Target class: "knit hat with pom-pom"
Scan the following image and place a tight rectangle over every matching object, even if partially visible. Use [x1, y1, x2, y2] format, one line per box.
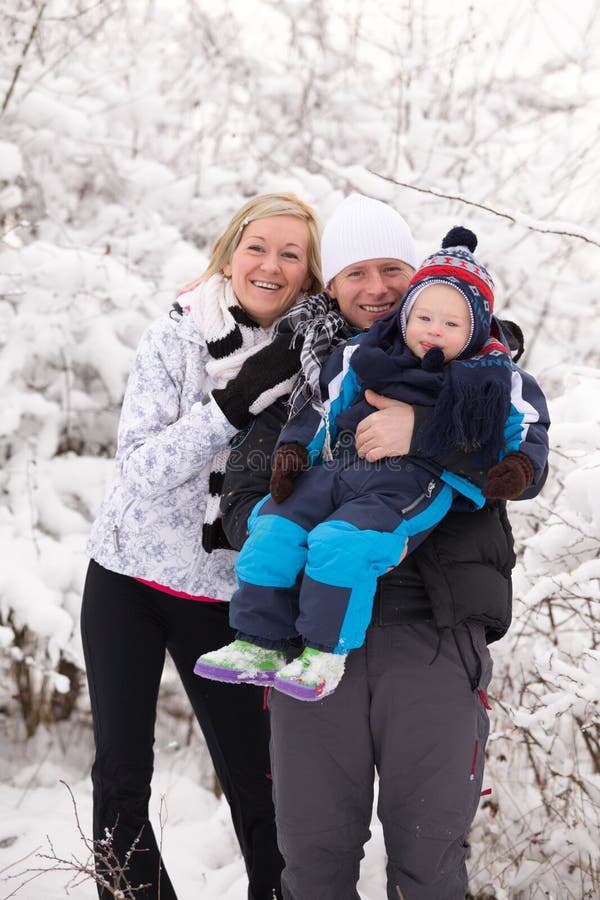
[400, 226, 495, 359]
[351, 226, 512, 467]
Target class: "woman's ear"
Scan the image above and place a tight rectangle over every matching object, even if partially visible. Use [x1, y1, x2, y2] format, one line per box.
[222, 263, 232, 277]
[302, 273, 313, 292]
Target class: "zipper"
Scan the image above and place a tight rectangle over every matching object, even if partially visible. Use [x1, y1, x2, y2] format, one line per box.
[470, 739, 479, 781]
[401, 491, 426, 515]
[400, 480, 437, 515]
[112, 497, 136, 552]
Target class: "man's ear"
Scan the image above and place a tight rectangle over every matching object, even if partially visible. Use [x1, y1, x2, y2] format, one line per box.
[326, 278, 336, 298]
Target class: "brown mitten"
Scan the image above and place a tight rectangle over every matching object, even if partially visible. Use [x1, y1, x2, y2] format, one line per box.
[270, 443, 309, 503]
[483, 451, 534, 500]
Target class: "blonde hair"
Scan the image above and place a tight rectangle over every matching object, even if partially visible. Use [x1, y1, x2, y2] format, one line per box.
[188, 193, 323, 293]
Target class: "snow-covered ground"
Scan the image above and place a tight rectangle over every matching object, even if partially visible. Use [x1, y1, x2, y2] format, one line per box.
[0, 716, 389, 899]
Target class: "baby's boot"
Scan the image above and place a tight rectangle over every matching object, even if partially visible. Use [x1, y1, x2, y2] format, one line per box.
[273, 646, 346, 701]
[194, 639, 286, 686]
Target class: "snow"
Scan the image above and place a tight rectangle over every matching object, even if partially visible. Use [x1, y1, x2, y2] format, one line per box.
[0, 725, 388, 899]
[1, 0, 599, 897]
[0, 142, 23, 181]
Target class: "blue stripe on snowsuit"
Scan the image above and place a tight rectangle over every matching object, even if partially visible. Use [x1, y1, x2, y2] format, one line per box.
[401, 480, 456, 539]
[305, 353, 362, 463]
[503, 403, 526, 455]
[235, 513, 309, 588]
[440, 469, 485, 508]
[303, 483, 455, 653]
[305, 425, 327, 465]
[247, 493, 271, 526]
[327, 363, 362, 437]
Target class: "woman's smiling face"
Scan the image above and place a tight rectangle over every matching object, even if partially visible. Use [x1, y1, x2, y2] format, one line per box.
[223, 215, 312, 327]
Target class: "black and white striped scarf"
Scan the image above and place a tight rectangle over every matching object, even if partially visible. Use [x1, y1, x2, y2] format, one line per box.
[192, 286, 358, 551]
[277, 292, 358, 413]
[185, 275, 274, 552]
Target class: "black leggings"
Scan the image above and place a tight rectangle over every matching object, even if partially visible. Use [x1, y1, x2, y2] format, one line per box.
[81, 560, 283, 900]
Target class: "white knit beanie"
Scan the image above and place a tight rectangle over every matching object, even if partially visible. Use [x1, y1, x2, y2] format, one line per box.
[321, 194, 417, 284]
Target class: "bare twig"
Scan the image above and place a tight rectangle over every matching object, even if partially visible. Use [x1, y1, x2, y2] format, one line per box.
[1, 866, 48, 899]
[157, 796, 168, 900]
[44, 1, 108, 22]
[2, 3, 47, 115]
[0, 846, 42, 876]
[366, 170, 600, 248]
[3, 782, 151, 898]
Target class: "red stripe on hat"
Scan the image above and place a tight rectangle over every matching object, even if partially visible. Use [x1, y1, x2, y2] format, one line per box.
[409, 263, 494, 307]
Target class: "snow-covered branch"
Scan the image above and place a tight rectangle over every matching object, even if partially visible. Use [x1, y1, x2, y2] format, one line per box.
[367, 171, 600, 249]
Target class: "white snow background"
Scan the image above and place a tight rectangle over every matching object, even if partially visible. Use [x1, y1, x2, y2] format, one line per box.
[1, 0, 599, 897]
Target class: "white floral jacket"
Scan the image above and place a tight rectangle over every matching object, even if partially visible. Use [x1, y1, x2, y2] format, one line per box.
[87, 310, 239, 599]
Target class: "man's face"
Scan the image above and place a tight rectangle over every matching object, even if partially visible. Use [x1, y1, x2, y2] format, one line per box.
[328, 258, 414, 330]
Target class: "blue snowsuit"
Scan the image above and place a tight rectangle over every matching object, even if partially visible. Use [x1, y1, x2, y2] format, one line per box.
[230, 336, 549, 655]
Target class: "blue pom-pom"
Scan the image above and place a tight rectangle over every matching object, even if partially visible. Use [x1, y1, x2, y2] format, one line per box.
[421, 346, 445, 371]
[441, 227, 477, 252]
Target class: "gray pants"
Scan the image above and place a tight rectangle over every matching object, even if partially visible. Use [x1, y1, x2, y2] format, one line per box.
[269, 621, 492, 900]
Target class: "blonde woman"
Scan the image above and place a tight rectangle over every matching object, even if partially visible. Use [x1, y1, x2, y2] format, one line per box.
[81, 193, 322, 900]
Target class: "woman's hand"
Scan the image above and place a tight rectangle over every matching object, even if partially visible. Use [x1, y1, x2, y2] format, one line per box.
[355, 390, 415, 462]
[212, 334, 301, 429]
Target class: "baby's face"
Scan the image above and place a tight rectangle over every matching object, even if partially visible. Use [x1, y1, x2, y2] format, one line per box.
[405, 284, 471, 361]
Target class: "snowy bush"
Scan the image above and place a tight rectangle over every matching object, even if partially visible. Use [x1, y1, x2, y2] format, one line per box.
[469, 369, 600, 899]
[0, 0, 599, 895]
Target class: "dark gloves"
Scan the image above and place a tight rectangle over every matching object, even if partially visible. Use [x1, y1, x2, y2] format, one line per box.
[212, 335, 301, 430]
[270, 443, 309, 503]
[483, 451, 534, 500]
[421, 346, 445, 371]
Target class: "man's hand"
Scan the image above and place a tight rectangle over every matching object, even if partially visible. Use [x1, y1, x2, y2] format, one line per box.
[355, 390, 415, 462]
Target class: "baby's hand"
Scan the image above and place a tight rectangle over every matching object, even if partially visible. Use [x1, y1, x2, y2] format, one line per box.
[483, 452, 534, 500]
[270, 443, 309, 503]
